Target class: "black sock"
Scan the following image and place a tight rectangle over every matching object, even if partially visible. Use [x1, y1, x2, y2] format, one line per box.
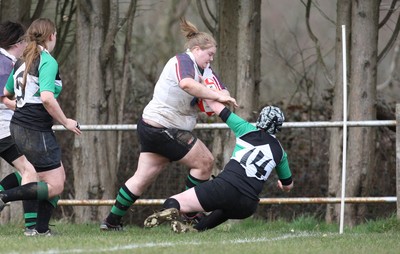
[163, 198, 180, 210]
[23, 200, 38, 229]
[35, 200, 54, 233]
[0, 172, 22, 191]
[194, 209, 228, 231]
[106, 185, 139, 226]
[1, 182, 48, 203]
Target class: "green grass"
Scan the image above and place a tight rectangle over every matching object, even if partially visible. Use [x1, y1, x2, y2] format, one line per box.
[1, 216, 399, 254]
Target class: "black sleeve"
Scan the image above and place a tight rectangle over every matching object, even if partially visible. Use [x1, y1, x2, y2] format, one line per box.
[280, 176, 293, 186]
[219, 107, 231, 122]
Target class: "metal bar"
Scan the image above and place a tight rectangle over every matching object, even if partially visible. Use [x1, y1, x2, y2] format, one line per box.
[51, 120, 397, 131]
[397, 104, 400, 219]
[340, 24, 348, 234]
[56, 197, 397, 206]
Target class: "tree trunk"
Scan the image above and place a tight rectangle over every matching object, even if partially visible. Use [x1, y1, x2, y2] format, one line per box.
[215, 0, 261, 167]
[214, 1, 239, 166]
[218, 0, 239, 97]
[346, 0, 379, 226]
[0, 0, 31, 24]
[236, 0, 260, 119]
[326, 0, 351, 224]
[73, 0, 118, 222]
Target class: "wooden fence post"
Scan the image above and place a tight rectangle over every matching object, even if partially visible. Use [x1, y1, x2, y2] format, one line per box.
[397, 104, 400, 219]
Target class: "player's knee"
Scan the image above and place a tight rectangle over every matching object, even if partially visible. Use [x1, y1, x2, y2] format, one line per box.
[48, 180, 65, 197]
[201, 154, 214, 173]
[52, 185, 64, 197]
[23, 170, 38, 182]
[206, 155, 214, 171]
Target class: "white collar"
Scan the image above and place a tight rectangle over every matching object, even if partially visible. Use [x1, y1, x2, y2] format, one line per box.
[0, 47, 17, 63]
[185, 49, 211, 74]
[38, 45, 50, 54]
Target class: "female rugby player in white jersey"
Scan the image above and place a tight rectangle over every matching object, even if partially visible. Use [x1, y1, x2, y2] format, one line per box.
[101, 18, 237, 230]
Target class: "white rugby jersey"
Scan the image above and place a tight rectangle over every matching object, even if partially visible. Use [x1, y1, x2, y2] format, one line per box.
[0, 48, 16, 139]
[142, 51, 225, 131]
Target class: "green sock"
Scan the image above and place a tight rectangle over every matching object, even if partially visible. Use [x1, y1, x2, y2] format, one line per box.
[107, 185, 138, 225]
[185, 173, 208, 190]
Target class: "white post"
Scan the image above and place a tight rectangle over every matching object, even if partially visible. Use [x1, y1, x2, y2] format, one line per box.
[339, 25, 348, 234]
[396, 104, 400, 219]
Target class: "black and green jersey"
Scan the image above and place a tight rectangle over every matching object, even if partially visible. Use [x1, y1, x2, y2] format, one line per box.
[5, 49, 62, 131]
[217, 107, 292, 201]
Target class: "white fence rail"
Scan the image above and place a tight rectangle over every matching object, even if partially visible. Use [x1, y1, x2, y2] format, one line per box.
[57, 197, 397, 206]
[53, 117, 399, 222]
[52, 120, 396, 131]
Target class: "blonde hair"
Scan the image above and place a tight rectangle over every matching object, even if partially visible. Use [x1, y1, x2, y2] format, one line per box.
[21, 18, 56, 91]
[180, 17, 216, 50]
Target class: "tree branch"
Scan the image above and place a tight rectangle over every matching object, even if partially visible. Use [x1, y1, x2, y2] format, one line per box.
[196, 0, 216, 34]
[117, 0, 137, 163]
[54, 0, 76, 61]
[204, 0, 217, 24]
[100, 0, 119, 68]
[304, 0, 333, 86]
[77, 0, 92, 17]
[378, 11, 400, 63]
[379, 0, 398, 29]
[378, 39, 400, 90]
[168, 0, 191, 29]
[31, 0, 45, 21]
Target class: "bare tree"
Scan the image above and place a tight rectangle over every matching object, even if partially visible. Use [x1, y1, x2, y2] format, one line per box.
[0, 0, 34, 24]
[73, 0, 136, 222]
[326, 0, 351, 224]
[327, 0, 379, 225]
[197, 0, 261, 174]
[345, 0, 379, 226]
[235, 0, 261, 120]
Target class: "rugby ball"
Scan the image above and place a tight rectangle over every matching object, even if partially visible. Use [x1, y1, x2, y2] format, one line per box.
[198, 78, 221, 116]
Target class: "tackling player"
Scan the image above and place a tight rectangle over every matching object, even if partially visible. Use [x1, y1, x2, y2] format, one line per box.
[144, 100, 293, 232]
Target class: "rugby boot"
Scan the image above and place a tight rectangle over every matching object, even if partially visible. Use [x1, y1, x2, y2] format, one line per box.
[144, 208, 179, 228]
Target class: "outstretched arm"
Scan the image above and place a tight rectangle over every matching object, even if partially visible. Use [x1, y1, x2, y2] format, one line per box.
[180, 78, 238, 107]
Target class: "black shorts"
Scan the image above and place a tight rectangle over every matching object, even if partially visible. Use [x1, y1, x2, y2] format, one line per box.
[194, 177, 258, 219]
[0, 135, 23, 165]
[10, 123, 61, 172]
[137, 118, 197, 161]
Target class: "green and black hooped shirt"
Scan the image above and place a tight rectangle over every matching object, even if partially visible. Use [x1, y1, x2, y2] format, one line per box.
[217, 107, 292, 201]
[6, 47, 62, 131]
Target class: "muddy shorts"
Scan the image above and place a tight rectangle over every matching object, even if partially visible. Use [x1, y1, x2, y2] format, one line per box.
[10, 123, 61, 172]
[137, 118, 197, 161]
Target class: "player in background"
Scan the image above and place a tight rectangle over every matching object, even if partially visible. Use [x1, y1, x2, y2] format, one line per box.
[1, 18, 81, 236]
[0, 20, 40, 233]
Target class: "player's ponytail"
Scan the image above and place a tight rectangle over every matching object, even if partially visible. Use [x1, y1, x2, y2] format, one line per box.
[21, 18, 56, 92]
[180, 17, 217, 50]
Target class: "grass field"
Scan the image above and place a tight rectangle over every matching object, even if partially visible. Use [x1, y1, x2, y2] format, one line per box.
[1, 215, 399, 254]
